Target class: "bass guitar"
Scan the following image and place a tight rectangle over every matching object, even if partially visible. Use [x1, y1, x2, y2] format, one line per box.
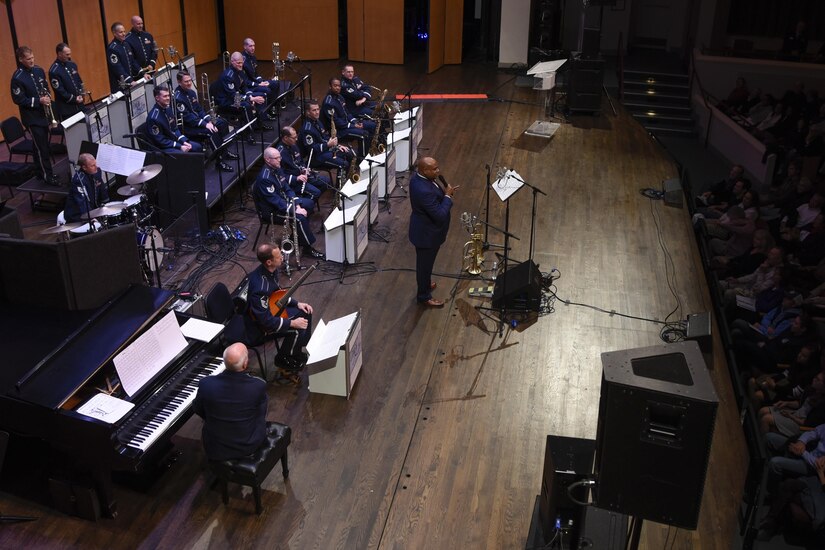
[269, 262, 318, 317]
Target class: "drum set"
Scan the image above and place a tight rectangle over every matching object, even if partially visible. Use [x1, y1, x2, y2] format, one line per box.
[41, 164, 166, 274]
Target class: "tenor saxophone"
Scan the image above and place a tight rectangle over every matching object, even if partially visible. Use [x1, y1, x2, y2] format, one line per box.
[347, 155, 360, 183]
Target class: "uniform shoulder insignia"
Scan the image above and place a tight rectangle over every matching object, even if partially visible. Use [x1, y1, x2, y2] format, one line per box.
[110, 53, 118, 64]
[12, 86, 21, 96]
[305, 134, 314, 145]
[228, 82, 235, 90]
[51, 78, 59, 89]
[177, 103, 185, 112]
[150, 124, 160, 135]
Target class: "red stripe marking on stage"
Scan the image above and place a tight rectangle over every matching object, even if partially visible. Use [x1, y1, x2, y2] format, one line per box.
[394, 93, 489, 101]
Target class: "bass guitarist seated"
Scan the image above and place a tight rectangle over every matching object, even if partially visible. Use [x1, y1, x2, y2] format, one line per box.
[248, 243, 314, 379]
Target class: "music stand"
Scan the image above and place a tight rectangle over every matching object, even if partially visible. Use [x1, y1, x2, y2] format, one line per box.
[326, 172, 373, 283]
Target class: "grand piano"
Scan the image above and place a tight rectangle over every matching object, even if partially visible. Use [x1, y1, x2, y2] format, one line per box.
[0, 284, 224, 517]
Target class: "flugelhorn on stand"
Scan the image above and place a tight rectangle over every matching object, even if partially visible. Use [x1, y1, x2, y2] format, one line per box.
[460, 212, 484, 275]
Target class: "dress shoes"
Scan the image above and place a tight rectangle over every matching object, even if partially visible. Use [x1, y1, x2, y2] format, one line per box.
[302, 246, 325, 259]
[216, 161, 233, 172]
[274, 354, 302, 371]
[224, 151, 239, 161]
[44, 174, 61, 187]
[420, 298, 445, 307]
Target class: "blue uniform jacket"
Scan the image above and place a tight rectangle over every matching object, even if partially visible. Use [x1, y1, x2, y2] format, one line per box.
[49, 60, 84, 114]
[11, 66, 50, 127]
[246, 263, 296, 334]
[174, 86, 211, 128]
[194, 370, 267, 461]
[145, 102, 187, 150]
[65, 169, 109, 223]
[107, 39, 141, 93]
[125, 29, 157, 69]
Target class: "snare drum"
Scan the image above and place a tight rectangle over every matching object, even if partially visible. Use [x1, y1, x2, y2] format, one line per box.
[124, 194, 154, 226]
[98, 201, 129, 227]
[69, 220, 103, 236]
[137, 228, 164, 272]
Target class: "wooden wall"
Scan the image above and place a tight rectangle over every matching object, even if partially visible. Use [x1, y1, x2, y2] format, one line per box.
[428, 0, 446, 73]
[0, 0, 219, 129]
[444, 0, 463, 64]
[348, 0, 404, 65]
[224, 0, 338, 61]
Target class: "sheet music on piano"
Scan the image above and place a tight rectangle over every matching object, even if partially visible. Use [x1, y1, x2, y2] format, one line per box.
[113, 310, 188, 396]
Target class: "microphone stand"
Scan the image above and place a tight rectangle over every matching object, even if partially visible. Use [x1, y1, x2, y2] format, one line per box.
[331, 171, 373, 283]
[506, 170, 546, 262]
[363, 157, 388, 242]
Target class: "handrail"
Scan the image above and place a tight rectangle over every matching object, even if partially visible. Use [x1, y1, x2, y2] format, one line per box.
[689, 48, 713, 147]
[617, 32, 624, 101]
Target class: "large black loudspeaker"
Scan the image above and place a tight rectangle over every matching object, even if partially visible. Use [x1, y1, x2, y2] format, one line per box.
[538, 436, 594, 545]
[568, 58, 604, 113]
[491, 260, 542, 311]
[594, 341, 718, 529]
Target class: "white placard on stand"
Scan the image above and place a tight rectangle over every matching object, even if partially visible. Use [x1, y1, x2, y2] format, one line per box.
[306, 311, 363, 398]
[347, 173, 380, 224]
[388, 127, 411, 172]
[383, 146, 397, 197]
[62, 111, 88, 165]
[359, 151, 386, 193]
[323, 198, 368, 263]
[393, 106, 420, 132]
[108, 80, 149, 147]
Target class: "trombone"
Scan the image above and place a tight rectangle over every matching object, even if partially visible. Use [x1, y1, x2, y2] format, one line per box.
[200, 73, 217, 118]
[221, 51, 231, 71]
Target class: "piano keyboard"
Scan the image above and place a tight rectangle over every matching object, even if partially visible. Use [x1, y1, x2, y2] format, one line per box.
[118, 355, 225, 452]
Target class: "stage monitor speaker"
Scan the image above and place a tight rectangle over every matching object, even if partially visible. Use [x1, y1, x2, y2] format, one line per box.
[582, 28, 600, 58]
[492, 260, 542, 311]
[538, 435, 594, 545]
[569, 59, 604, 113]
[594, 341, 718, 529]
[663, 177, 683, 208]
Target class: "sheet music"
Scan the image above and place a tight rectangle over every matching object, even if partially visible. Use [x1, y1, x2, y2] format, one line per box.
[113, 310, 188, 396]
[493, 169, 526, 201]
[76, 393, 135, 424]
[180, 318, 224, 342]
[96, 143, 147, 176]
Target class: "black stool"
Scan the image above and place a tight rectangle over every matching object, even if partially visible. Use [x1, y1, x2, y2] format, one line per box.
[208, 421, 291, 514]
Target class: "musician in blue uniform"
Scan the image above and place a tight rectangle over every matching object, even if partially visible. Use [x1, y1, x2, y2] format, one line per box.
[49, 43, 85, 121]
[253, 147, 324, 260]
[247, 244, 315, 375]
[174, 70, 234, 171]
[215, 52, 271, 131]
[11, 46, 58, 185]
[125, 15, 157, 72]
[277, 126, 330, 201]
[65, 153, 110, 223]
[241, 38, 292, 111]
[144, 85, 202, 154]
[107, 22, 148, 93]
[194, 343, 270, 457]
[340, 63, 376, 117]
[324, 78, 374, 157]
[299, 100, 353, 171]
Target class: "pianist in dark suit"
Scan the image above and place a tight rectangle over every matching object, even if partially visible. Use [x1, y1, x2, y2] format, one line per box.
[248, 243, 314, 373]
[194, 343, 267, 461]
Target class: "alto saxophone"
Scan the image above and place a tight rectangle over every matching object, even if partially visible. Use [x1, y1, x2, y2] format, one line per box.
[460, 212, 484, 275]
[328, 113, 338, 159]
[348, 155, 360, 183]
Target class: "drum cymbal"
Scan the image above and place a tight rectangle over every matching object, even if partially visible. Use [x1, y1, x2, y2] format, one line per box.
[126, 164, 163, 185]
[41, 222, 84, 235]
[117, 184, 144, 197]
[87, 203, 127, 218]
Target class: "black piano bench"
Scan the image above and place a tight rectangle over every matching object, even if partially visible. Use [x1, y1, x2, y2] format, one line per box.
[208, 421, 291, 515]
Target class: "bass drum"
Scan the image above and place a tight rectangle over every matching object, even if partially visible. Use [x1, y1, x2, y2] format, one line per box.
[123, 194, 154, 226]
[136, 228, 164, 272]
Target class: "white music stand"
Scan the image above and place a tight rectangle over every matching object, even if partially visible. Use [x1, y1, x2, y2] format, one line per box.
[527, 59, 567, 91]
[306, 311, 363, 398]
[341, 172, 379, 225]
[323, 198, 368, 264]
[387, 126, 411, 172]
[61, 111, 88, 166]
[393, 106, 420, 132]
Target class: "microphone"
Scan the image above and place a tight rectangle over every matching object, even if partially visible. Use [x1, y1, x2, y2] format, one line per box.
[286, 51, 299, 62]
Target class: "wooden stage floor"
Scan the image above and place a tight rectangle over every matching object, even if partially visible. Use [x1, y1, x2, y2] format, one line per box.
[0, 60, 747, 549]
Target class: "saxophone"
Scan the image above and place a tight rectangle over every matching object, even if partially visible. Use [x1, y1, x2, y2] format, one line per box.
[328, 114, 338, 159]
[461, 212, 484, 275]
[369, 115, 385, 156]
[348, 155, 360, 183]
[280, 198, 301, 278]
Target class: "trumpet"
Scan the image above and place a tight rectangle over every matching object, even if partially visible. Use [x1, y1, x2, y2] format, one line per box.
[36, 76, 58, 128]
[221, 51, 231, 71]
[271, 42, 284, 81]
[460, 212, 484, 275]
[201, 73, 217, 119]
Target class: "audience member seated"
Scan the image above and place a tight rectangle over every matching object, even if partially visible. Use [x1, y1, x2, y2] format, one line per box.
[720, 246, 785, 308]
[749, 343, 819, 409]
[696, 164, 744, 207]
[722, 77, 750, 112]
[756, 461, 825, 541]
[747, 93, 776, 127]
[711, 228, 774, 277]
[706, 206, 755, 258]
[759, 369, 825, 437]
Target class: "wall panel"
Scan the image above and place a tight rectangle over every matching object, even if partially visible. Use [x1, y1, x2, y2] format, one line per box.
[225, 0, 338, 62]
[11, 0, 62, 72]
[444, 0, 462, 64]
[63, 0, 109, 102]
[0, 1, 16, 125]
[143, 0, 183, 64]
[428, 0, 446, 73]
[363, 0, 403, 64]
[102, 0, 139, 36]
[183, 0, 218, 62]
[347, 0, 365, 61]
